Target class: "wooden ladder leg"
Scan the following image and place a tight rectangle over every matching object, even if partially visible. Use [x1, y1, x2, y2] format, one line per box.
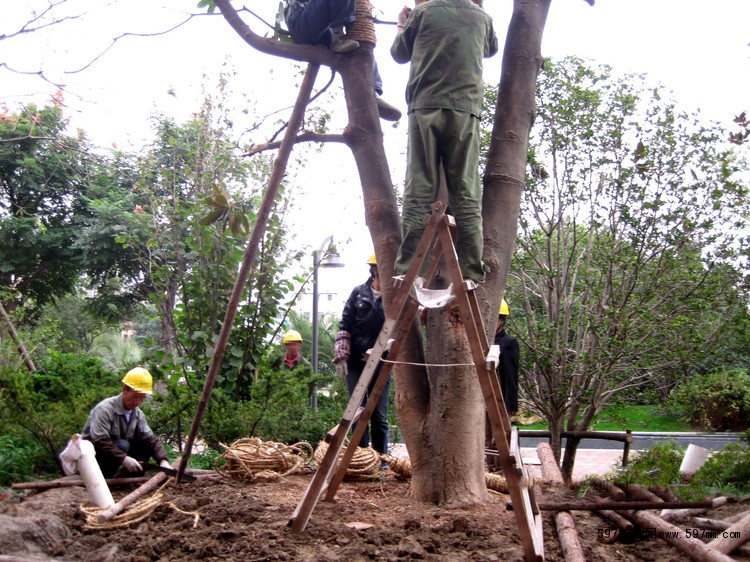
[434, 223, 544, 562]
[290, 205, 451, 531]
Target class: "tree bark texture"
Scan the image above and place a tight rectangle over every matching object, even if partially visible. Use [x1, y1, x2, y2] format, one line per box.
[211, 0, 551, 508]
[480, 0, 551, 333]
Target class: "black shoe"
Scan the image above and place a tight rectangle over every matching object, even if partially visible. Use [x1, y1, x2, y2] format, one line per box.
[376, 97, 402, 121]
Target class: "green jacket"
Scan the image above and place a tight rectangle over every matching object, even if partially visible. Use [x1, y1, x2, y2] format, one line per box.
[390, 0, 498, 118]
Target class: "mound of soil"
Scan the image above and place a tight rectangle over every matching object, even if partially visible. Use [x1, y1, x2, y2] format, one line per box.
[2, 471, 748, 561]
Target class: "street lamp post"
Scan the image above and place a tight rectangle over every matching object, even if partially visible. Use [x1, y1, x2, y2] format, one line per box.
[311, 236, 344, 409]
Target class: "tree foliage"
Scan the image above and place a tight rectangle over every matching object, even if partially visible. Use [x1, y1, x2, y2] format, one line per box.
[505, 57, 749, 476]
[0, 101, 94, 312]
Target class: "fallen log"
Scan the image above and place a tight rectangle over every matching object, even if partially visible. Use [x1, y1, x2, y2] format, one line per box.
[619, 509, 735, 562]
[709, 511, 750, 554]
[725, 508, 750, 524]
[594, 507, 632, 529]
[537, 443, 585, 562]
[617, 482, 664, 502]
[510, 499, 714, 512]
[692, 517, 731, 532]
[587, 477, 627, 499]
[661, 496, 728, 523]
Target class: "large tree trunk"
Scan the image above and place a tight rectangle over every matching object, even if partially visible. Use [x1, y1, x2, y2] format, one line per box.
[213, 0, 551, 508]
[481, 0, 551, 329]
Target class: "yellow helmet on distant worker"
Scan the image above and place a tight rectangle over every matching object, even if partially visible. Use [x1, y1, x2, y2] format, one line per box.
[366, 254, 377, 265]
[498, 299, 510, 316]
[283, 330, 303, 344]
[122, 367, 153, 394]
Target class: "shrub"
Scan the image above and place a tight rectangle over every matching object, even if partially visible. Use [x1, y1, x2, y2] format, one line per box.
[611, 435, 750, 501]
[0, 352, 120, 476]
[0, 435, 57, 486]
[692, 430, 750, 497]
[667, 369, 750, 431]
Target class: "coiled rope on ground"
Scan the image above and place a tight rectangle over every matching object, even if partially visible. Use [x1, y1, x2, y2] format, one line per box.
[214, 437, 314, 481]
[313, 441, 381, 480]
[80, 479, 200, 530]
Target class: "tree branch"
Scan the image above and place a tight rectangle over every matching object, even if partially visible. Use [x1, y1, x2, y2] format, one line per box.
[244, 132, 347, 156]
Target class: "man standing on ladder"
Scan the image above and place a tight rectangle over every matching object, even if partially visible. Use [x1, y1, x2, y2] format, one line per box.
[390, 0, 497, 282]
[334, 254, 390, 467]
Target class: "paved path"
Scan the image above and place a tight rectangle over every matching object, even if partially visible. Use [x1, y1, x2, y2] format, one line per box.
[390, 444, 625, 482]
[522, 447, 624, 482]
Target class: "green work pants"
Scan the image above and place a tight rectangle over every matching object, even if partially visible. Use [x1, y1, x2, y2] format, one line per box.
[396, 107, 485, 281]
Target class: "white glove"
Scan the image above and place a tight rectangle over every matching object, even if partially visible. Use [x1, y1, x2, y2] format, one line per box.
[121, 455, 142, 472]
[159, 459, 172, 469]
[335, 359, 348, 378]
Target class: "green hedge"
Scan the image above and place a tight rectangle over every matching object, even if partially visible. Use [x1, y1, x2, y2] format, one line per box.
[668, 369, 750, 432]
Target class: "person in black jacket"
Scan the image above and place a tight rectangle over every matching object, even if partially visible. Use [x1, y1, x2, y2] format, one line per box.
[495, 299, 519, 416]
[486, 299, 520, 471]
[334, 254, 390, 458]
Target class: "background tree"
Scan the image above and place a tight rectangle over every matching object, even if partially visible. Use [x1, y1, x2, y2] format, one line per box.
[507, 57, 749, 480]
[0, 101, 94, 314]
[103, 96, 300, 399]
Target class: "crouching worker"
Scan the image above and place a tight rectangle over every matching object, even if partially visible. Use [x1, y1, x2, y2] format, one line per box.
[81, 367, 171, 478]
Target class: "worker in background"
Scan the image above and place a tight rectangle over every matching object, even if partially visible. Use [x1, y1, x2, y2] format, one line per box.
[284, 0, 402, 121]
[391, 0, 498, 281]
[81, 367, 171, 478]
[280, 329, 310, 370]
[334, 254, 390, 463]
[495, 299, 519, 416]
[486, 299, 520, 471]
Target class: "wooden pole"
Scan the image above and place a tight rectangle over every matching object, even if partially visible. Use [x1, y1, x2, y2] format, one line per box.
[514, 499, 714, 512]
[176, 63, 320, 483]
[0, 300, 36, 372]
[536, 443, 585, 562]
[661, 496, 728, 523]
[98, 472, 167, 522]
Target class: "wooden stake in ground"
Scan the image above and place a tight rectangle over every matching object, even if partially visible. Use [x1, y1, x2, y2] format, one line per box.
[0, 300, 36, 372]
[176, 63, 320, 483]
[536, 443, 585, 562]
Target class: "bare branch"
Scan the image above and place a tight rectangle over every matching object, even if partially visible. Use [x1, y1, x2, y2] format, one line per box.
[64, 12, 212, 74]
[244, 132, 347, 156]
[0, 0, 86, 41]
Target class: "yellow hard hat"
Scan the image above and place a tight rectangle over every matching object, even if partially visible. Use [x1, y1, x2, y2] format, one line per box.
[122, 367, 153, 394]
[498, 299, 510, 316]
[366, 254, 377, 265]
[283, 330, 303, 344]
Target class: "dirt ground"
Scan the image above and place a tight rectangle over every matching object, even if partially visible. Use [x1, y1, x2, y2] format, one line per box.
[2, 469, 749, 561]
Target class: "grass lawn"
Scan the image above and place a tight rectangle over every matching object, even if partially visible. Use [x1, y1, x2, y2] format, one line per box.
[520, 404, 693, 432]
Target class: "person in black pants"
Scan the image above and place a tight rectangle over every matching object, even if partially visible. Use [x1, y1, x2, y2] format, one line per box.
[334, 254, 390, 463]
[495, 299, 519, 417]
[486, 299, 520, 471]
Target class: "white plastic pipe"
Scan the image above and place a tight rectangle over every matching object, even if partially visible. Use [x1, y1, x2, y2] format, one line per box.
[77, 438, 115, 508]
[679, 443, 710, 477]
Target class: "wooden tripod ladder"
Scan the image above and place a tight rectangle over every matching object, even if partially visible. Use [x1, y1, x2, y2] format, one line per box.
[289, 202, 544, 562]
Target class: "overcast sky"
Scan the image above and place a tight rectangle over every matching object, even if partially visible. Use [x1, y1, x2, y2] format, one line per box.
[2, 0, 749, 313]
